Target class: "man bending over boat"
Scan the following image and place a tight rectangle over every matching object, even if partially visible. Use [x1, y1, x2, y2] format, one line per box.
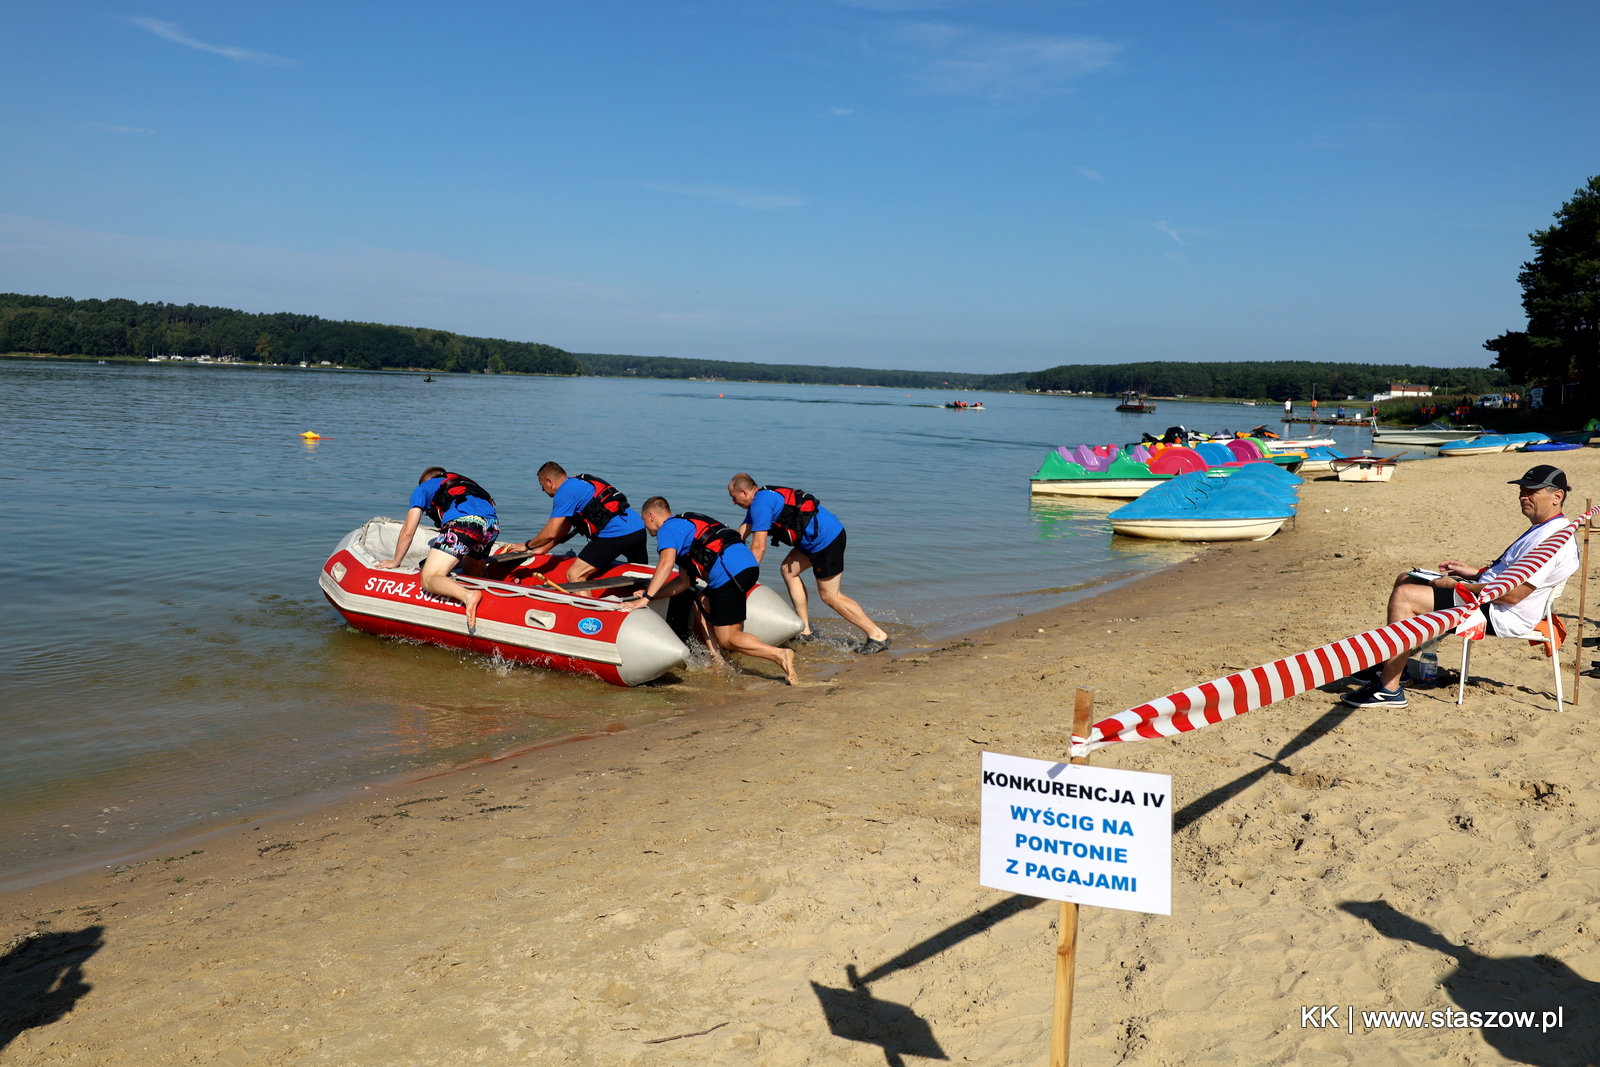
[1343, 464, 1578, 709]
[375, 466, 500, 629]
[727, 473, 890, 654]
[623, 497, 798, 685]
[509, 462, 646, 582]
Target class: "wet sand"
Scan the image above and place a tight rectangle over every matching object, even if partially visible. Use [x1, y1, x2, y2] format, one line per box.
[7, 452, 1600, 1065]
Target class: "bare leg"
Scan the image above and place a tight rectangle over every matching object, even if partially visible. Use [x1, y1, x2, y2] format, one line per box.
[714, 623, 798, 685]
[1379, 575, 1440, 689]
[692, 598, 730, 668]
[420, 549, 484, 627]
[565, 557, 598, 583]
[815, 572, 887, 642]
[781, 549, 813, 634]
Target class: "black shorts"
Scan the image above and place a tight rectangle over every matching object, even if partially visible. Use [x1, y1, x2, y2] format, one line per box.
[577, 527, 648, 569]
[801, 529, 847, 582]
[1433, 584, 1494, 635]
[702, 567, 759, 628]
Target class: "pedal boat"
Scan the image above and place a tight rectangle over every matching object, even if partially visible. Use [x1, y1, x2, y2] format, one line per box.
[320, 518, 803, 686]
[1108, 468, 1296, 542]
[1029, 446, 1171, 499]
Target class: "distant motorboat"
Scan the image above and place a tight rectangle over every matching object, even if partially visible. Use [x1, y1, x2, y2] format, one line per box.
[1115, 391, 1156, 414]
[945, 400, 984, 409]
[1371, 421, 1486, 446]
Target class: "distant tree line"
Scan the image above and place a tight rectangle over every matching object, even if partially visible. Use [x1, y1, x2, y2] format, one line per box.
[1, 292, 1515, 399]
[0, 293, 582, 375]
[574, 351, 1031, 390]
[1024, 360, 1510, 401]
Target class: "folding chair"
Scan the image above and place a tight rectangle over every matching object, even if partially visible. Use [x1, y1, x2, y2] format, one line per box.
[1456, 581, 1568, 711]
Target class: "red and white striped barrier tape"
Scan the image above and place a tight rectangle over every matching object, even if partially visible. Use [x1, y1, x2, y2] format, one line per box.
[1072, 505, 1596, 756]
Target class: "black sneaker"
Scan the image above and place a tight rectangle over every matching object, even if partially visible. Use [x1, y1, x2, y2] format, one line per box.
[856, 637, 892, 655]
[1342, 682, 1407, 708]
[1347, 664, 1383, 685]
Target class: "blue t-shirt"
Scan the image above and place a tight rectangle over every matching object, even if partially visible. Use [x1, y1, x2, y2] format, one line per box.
[655, 516, 759, 589]
[743, 488, 842, 554]
[409, 477, 496, 525]
[551, 477, 644, 538]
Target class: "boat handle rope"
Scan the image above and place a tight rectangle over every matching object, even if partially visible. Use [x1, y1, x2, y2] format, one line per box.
[453, 575, 627, 611]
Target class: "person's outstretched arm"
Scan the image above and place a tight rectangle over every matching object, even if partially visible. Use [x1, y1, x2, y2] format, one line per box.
[622, 548, 689, 610]
[376, 507, 425, 569]
[522, 516, 573, 554]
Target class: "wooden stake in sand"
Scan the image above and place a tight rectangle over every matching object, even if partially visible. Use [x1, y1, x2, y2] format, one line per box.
[1575, 499, 1593, 705]
[1051, 688, 1095, 1067]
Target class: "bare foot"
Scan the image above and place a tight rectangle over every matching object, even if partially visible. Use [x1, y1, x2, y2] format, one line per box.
[779, 648, 798, 686]
[462, 589, 484, 629]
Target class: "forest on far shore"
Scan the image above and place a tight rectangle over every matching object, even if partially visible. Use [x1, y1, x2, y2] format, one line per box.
[1, 291, 1510, 398]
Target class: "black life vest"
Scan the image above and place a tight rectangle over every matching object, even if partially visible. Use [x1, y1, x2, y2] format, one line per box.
[760, 485, 819, 547]
[677, 512, 745, 582]
[424, 473, 493, 526]
[570, 474, 629, 538]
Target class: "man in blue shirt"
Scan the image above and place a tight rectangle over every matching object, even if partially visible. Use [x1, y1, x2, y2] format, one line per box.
[376, 466, 500, 629]
[510, 462, 647, 582]
[727, 472, 890, 654]
[622, 496, 798, 685]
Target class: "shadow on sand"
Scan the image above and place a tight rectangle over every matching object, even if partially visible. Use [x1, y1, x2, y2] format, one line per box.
[1173, 702, 1357, 832]
[810, 895, 1046, 1064]
[1, 925, 104, 1051]
[1341, 901, 1600, 1066]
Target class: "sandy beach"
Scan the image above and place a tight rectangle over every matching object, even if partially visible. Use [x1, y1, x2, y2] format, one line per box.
[7, 451, 1600, 1066]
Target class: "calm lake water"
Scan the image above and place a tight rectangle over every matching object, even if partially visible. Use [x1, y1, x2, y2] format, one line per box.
[0, 361, 1383, 884]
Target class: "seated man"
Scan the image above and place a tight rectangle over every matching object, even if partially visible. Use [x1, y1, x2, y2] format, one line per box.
[511, 462, 646, 582]
[727, 473, 891, 654]
[375, 466, 499, 629]
[1344, 465, 1579, 708]
[623, 496, 798, 686]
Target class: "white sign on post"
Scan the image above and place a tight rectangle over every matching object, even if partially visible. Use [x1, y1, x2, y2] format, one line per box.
[979, 751, 1172, 915]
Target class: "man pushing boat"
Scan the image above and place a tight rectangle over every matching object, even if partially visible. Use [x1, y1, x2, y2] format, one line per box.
[375, 466, 499, 629]
[727, 473, 890, 654]
[622, 497, 798, 685]
[509, 462, 647, 582]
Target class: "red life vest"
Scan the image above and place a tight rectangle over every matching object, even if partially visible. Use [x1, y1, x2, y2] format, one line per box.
[424, 473, 493, 526]
[677, 512, 745, 582]
[570, 474, 629, 538]
[760, 485, 819, 547]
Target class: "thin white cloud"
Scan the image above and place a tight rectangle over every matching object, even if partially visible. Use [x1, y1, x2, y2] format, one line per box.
[890, 23, 1118, 98]
[1076, 167, 1104, 181]
[128, 17, 295, 66]
[831, 107, 855, 116]
[1153, 221, 1184, 244]
[85, 122, 156, 135]
[627, 182, 807, 211]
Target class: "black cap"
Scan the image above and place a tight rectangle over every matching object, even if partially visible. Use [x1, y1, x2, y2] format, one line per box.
[1508, 465, 1570, 491]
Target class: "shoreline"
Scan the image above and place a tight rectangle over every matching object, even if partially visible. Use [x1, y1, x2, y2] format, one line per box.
[9, 453, 1600, 1064]
[0, 543, 1197, 896]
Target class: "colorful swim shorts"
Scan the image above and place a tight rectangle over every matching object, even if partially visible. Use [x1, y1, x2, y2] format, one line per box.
[430, 516, 500, 561]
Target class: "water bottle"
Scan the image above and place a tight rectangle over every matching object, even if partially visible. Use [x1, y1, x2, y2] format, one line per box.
[1417, 652, 1439, 682]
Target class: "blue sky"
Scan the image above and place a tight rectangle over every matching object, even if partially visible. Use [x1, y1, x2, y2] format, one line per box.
[1, 1, 1595, 371]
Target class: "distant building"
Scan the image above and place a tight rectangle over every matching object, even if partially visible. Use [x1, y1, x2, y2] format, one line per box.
[1369, 382, 1433, 402]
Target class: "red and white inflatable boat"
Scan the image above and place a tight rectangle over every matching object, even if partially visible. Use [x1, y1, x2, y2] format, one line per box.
[319, 517, 804, 686]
